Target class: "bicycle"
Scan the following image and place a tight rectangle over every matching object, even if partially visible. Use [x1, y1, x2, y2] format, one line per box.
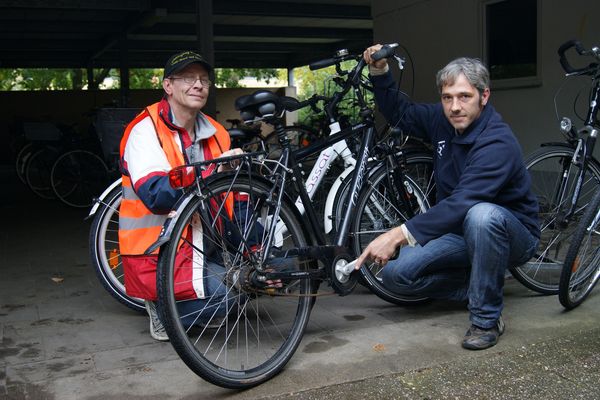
[518, 40, 600, 295]
[559, 184, 600, 309]
[149, 44, 430, 388]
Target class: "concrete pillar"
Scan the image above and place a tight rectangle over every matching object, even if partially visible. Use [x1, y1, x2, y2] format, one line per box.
[119, 36, 129, 107]
[197, 0, 216, 117]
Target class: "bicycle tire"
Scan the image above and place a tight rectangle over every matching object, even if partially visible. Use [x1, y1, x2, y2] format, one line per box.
[559, 187, 600, 309]
[517, 146, 600, 294]
[157, 173, 315, 389]
[25, 147, 60, 200]
[88, 184, 145, 313]
[51, 150, 110, 208]
[350, 164, 430, 305]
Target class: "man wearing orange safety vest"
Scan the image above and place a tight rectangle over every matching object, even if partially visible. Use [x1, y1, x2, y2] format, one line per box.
[119, 51, 243, 341]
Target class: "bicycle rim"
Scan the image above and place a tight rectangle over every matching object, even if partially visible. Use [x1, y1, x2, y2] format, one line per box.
[15, 142, 34, 184]
[559, 188, 600, 309]
[157, 174, 314, 389]
[516, 147, 600, 294]
[52, 150, 109, 208]
[89, 185, 145, 312]
[351, 166, 430, 305]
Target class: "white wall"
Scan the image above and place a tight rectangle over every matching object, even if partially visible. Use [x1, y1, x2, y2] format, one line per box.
[372, 0, 600, 155]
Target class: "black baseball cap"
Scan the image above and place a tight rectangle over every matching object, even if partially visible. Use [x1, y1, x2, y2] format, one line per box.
[163, 51, 212, 79]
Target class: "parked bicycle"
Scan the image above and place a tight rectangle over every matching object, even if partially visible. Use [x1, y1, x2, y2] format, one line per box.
[147, 44, 431, 389]
[520, 40, 600, 294]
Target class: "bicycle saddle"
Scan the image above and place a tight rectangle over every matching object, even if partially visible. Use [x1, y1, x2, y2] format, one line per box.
[235, 90, 303, 122]
[235, 90, 280, 122]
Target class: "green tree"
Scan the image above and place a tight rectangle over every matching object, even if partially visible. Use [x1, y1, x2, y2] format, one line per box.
[293, 60, 373, 129]
[130, 68, 162, 89]
[215, 68, 285, 88]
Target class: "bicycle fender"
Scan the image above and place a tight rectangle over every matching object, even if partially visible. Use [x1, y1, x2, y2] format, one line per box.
[539, 142, 576, 149]
[324, 166, 354, 233]
[86, 178, 123, 218]
[144, 191, 198, 255]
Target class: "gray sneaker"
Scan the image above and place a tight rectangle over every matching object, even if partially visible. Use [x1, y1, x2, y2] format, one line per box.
[145, 300, 169, 342]
[462, 315, 505, 350]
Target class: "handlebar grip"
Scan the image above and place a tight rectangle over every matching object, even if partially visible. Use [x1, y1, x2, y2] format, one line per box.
[309, 58, 338, 71]
[558, 39, 585, 74]
[372, 43, 399, 62]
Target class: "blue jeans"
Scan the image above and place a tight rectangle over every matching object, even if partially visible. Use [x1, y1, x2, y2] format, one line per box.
[382, 203, 538, 329]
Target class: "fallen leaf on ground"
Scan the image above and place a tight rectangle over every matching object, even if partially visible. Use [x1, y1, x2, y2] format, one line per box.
[373, 343, 385, 352]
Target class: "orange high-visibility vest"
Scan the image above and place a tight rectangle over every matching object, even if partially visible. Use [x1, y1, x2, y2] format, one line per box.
[118, 102, 230, 255]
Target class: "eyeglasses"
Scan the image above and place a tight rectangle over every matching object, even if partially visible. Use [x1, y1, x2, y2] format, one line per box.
[169, 76, 212, 87]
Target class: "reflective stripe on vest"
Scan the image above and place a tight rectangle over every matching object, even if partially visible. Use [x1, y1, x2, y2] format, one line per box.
[118, 102, 230, 255]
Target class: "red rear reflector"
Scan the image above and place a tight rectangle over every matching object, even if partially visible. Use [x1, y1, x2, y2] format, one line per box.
[169, 166, 196, 189]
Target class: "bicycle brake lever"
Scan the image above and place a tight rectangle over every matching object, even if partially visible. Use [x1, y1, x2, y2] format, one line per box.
[393, 55, 406, 71]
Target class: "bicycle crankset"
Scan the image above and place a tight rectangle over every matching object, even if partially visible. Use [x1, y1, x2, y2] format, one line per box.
[329, 253, 358, 296]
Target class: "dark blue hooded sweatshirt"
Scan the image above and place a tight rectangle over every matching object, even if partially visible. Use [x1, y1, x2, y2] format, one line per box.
[371, 71, 540, 245]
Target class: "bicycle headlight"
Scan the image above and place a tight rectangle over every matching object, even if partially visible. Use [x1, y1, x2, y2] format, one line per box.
[559, 117, 572, 134]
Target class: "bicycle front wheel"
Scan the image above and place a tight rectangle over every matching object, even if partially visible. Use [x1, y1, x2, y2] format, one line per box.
[88, 183, 145, 313]
[559, 187, 600, 309]
[51, 150, 110, 208]
[516, 146, 600, 294]
[351, 165, 430, 305]
[157, 173, 315, 389]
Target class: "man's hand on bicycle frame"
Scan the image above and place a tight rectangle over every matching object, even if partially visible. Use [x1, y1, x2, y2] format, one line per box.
[354, 225, 406, 270]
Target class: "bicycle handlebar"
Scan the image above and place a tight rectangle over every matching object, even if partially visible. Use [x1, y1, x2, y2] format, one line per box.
[371, 43, 399, 62]
[558, 39, 600, 75]
[309, 50, 357, 71]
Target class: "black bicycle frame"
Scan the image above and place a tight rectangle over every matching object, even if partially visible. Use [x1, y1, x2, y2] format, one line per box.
[558, 77, 600, 223]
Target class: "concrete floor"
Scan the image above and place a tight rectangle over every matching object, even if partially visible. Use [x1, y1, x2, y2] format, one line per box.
[2, 167, 600, 400]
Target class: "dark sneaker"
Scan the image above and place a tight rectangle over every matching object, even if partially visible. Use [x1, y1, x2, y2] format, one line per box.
[462, 316, 505, 350]
[145, 300, 169, 342]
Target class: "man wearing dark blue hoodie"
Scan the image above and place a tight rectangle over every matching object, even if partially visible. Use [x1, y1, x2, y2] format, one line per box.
[356, 45, 540, 350]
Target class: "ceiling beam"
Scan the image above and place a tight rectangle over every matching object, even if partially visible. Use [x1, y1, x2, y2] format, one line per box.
[0, 0, 150, 11]
[130, 24, 371, 41]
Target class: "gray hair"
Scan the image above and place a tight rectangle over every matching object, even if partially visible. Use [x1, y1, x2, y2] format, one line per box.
[436, 57, 490, 95]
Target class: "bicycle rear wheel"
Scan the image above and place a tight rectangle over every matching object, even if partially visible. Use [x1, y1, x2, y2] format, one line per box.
[350, 165, 430, 305]
[51, 150, 110, 208]
[88, 184, 145, 313]
[157, 173, 315, 389]
[517, 146, 600, 294]
[559, 187, 600, 309]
